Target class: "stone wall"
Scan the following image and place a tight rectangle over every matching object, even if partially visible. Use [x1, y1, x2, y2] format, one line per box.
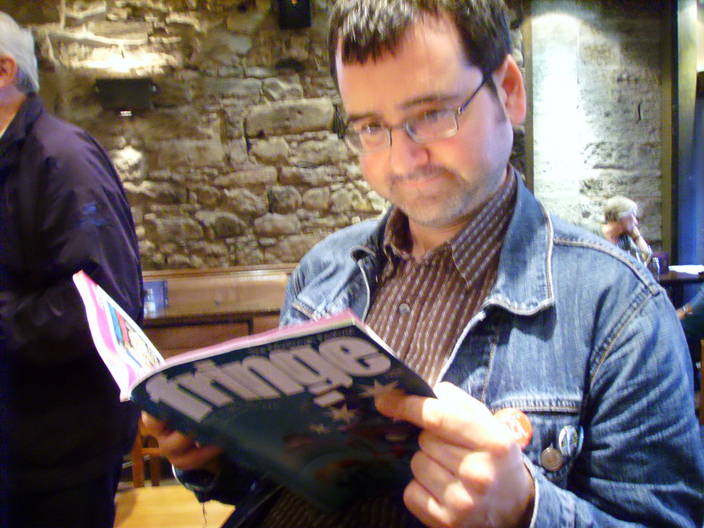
[3, 0, 664, 267]
[531, 0, 665, 248]
[5, 0, 386, 269]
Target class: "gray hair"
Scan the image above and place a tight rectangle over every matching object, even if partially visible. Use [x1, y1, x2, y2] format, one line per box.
[603, 196, 638, 223]
[0, 12, 39, 93]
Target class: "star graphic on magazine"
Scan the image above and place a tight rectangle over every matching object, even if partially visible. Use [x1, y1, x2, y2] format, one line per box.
[328, 404, 357, 424]
[310, 423, 330, 435]
[360, 380, 399, 399]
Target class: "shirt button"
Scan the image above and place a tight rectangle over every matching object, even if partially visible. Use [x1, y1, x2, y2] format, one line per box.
[541, 446, 564, 472]
[398, 303, 411, 315]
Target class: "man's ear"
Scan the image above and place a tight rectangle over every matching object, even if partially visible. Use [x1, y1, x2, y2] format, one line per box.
[0, 55, 18, 90]
[493, 54, 526, 126]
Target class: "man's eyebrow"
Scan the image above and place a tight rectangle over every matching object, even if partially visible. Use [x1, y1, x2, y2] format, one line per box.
[345, 93, 459, 123]
[345, 111, 381, 123]
[400, 93, 457, 110]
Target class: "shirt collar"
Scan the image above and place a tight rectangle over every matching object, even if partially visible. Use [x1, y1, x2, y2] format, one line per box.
[381, 167, 517, 285]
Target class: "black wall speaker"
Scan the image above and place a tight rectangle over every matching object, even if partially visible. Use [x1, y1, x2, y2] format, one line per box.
[276, 0, 311, 29]
[95, 78, 154, 112]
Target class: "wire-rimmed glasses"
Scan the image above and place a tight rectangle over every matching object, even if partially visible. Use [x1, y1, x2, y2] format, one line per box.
[343, 77, 487, 154]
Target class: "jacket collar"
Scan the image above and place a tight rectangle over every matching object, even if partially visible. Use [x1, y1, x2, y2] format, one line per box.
[486, 168, 555, 315]
[353, 168, 556, 316]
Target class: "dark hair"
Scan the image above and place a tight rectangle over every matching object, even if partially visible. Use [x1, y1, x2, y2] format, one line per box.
[327, 0, 510, 83]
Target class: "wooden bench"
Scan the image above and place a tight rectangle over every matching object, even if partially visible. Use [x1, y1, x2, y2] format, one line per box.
[142, 264, 296, 358]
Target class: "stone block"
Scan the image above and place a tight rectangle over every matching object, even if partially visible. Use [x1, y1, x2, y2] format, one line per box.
[225, 139, 249, 165]
[152, 139, 226, 169]
[223, 188, 269, 216]
[302, 188, 331, 211]
[265, 234, 325, 263]
[280, 166, 343, 187]
[197, 30, 253, 65]
[251, 137, 291, 164]
[330, 187, 366, 214]
[201, 77, 262, 101]
[253, 213, 301, 236]
[269, 186, 302, 214]
[143, 215, 204, 243]
[245, 98, 334, 136]
[132, 109, 220, 141]
[292, 134, 349, 166]
[124, 181, 188, 206]
[195, 211, 247, 238]
[111, 145, 145, 181]
[193, 185, 222, 207]
[216, 167, 278, 188]
[262, 76, 304, 101]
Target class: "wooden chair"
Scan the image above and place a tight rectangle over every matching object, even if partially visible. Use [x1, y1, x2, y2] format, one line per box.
[131, 419, 162, 487]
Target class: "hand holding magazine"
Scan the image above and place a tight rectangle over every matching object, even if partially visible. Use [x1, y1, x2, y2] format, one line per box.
[72, 270, 434, 511]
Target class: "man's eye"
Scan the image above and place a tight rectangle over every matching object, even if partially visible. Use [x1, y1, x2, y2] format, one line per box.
[416, 109, 447, 124]
[358, 123, 386, 136]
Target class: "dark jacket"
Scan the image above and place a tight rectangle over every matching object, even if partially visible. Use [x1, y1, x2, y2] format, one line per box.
[0, 95, 143, 493]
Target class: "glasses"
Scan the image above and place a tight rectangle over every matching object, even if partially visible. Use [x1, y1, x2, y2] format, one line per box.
[343, 77, 487, 154]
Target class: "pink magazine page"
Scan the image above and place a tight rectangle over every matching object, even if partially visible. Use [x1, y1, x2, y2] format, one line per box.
[72, 270, 164, 400]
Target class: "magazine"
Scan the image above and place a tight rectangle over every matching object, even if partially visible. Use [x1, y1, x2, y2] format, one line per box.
[72, 270, 434, 511]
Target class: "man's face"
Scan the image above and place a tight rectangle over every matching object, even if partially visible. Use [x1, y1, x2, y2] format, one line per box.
[335, 15, 525, 233]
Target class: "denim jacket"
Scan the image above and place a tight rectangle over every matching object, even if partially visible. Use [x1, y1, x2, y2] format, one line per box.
[278, 173, 704, 527]
[188, 173, 704, 527]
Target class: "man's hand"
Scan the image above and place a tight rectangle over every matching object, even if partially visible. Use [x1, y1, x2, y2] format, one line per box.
[628, 225, 642, 241]
[375, 382, 535, 528]
[141, 412, 224, 474]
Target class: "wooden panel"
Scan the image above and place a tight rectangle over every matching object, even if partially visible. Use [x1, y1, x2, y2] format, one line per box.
[251, 314, 281, 334]
[144, 322, 249, 359]
[143, 265, 295, 313]
[141, 265, 294, 358]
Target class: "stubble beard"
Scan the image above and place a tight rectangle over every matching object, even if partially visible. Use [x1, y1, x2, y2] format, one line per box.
[387, 165, 478, 229]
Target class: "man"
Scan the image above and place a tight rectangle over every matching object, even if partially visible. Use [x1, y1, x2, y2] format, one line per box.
[145, 0, 704, 526]
[584, 195, 653, 266]
[0, 12, 143, 528]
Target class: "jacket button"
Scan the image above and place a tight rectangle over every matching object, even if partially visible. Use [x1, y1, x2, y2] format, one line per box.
[541, 446, 564, 472]
[398, 303, 411, 315]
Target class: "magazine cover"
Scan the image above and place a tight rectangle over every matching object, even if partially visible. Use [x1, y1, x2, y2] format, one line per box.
[73, 270, 434, 510]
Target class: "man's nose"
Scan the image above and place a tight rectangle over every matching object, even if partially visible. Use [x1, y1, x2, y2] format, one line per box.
[388, 128, 429, 175]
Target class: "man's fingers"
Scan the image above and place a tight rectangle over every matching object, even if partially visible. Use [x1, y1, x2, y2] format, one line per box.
[140, 412, 224, 471]
[403, 479, 454, 528]
[376, 384, 497, 447]
[141, 411, 171, 437]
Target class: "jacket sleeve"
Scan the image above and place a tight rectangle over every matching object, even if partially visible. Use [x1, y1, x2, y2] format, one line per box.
[0, 131, 143, 367]
[529, 288, 704, 527]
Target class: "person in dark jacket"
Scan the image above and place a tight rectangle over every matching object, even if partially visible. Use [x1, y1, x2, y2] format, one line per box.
[0, 12, 143, 528]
